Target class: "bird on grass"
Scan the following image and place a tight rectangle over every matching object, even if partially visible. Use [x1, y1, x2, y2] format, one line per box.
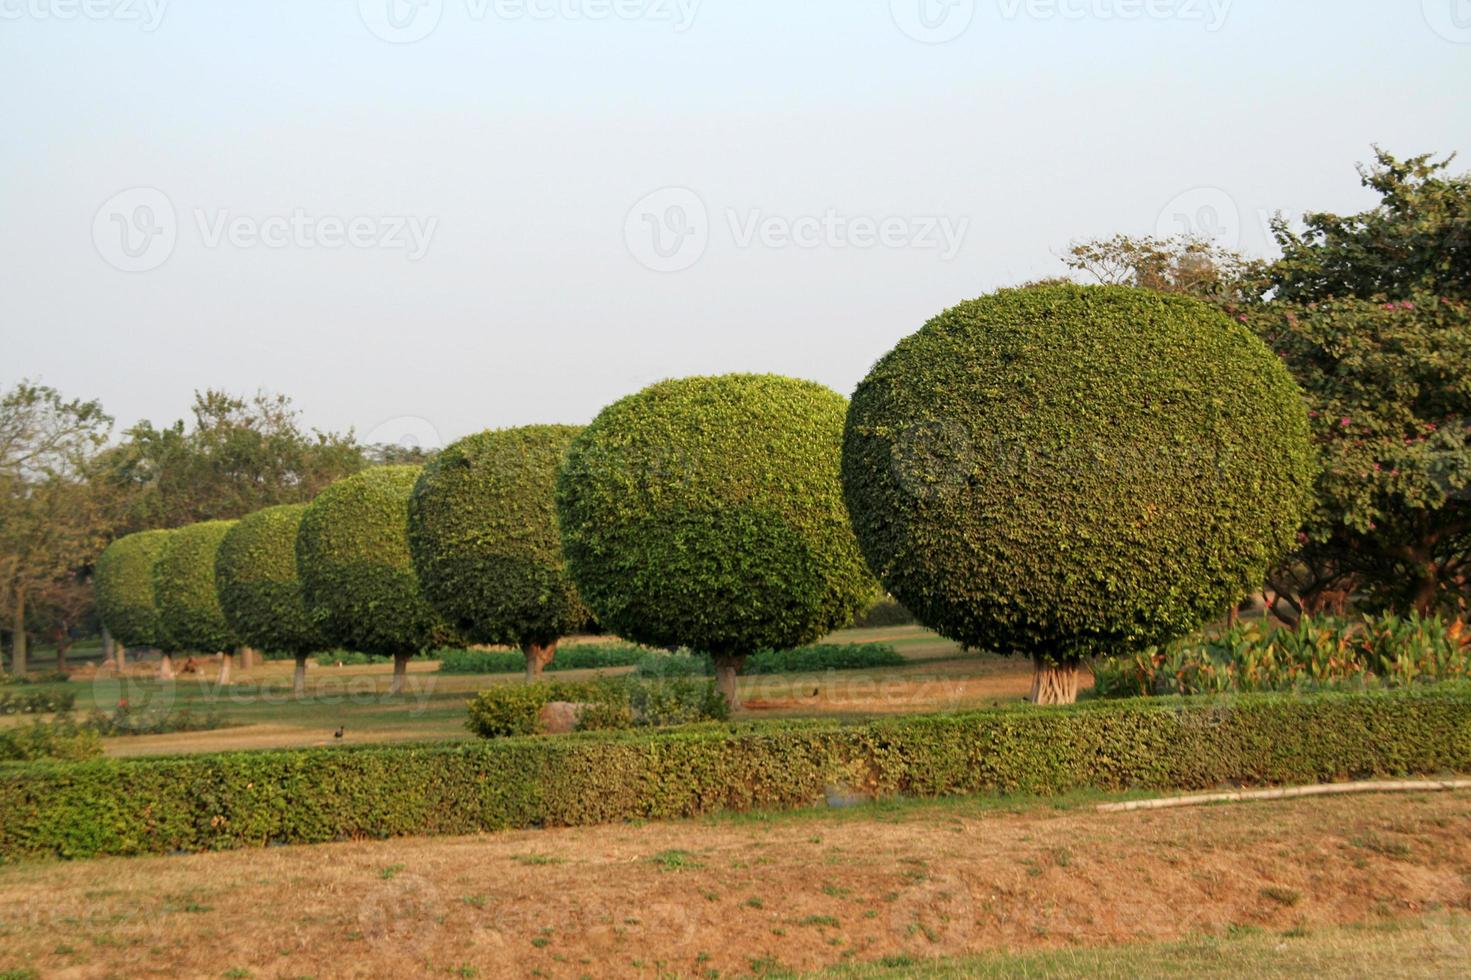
[333, 726, 344, 740]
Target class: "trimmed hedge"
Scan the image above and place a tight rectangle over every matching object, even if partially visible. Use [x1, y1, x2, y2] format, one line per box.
[634, 644, 906, 678]
[465, 676, 728, 737]
[4, 688, 1470, 861]
[408, 426, 589, 652]
[296, 466, 456, 657]
[842, 285, 1317, 663]
[153, 521, 239, 654]
[439, 644, 647, 676]
[216, 505, 327, 657]
[94, 529, 175, 651]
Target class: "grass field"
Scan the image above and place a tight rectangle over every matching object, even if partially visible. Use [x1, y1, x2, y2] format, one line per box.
[0, 787, 1466, 978]
[3, 626, 1058, 757]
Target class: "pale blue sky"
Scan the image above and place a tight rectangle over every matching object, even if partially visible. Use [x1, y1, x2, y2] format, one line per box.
[3, 0, 1468, 449]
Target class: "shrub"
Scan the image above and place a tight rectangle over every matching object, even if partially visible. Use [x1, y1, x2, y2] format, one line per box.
[5, 688, 1470, 860]
[296, 466, 457, 694]
[153, 521, 239, 659]
[438, 643, 647, 676]
[216, 505, 329, 696]
[0, 690, 76, 715]
[0, 718, 102, 764]
[84, 705, 228, 737]
[94, 529, 175, 651]
[842, 285, 1317, 704]
[1095, 614, 1471, 698]
[852, 597, 916, 629]
[409, 426, 589, 680]
[557, 374, 876, 708]
[632, 644, 906, 679]
[464, 677, 726, 738]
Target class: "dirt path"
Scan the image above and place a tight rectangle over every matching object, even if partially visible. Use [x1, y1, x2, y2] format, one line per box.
[2, 789, 1469, 978]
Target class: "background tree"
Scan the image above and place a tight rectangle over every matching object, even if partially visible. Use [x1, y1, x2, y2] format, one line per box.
[296, 466, 456, 695]
[216, 505, 329, 697]
[94, 529, 176, 674]
[408, 426, 589, 681]
[0, 382, 112, 674]
[556, 374, 876, 709]
[842, 285, 1316, 704]
[153, 521, 241, 682]
[1063, 234, 1265, 302]
[100, 389, 364, 533]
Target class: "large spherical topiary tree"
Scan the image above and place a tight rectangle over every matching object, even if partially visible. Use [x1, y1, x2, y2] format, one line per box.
[408, 426, 589, 681]
[842, 284, 1317, 704]
[556, 374, 876, 708]
[217, 504, 330, 697]
[95, 529, 176, 675]
[154, 521, 241, 681]
[296, 466, 455, 695]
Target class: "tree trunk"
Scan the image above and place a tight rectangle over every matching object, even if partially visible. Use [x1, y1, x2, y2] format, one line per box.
[294, 653, 308, 699]
[1029, 656, 1082, 706]
[1414, 564, 1441, 617]
[713, 654, 745, 711]
[236, 647, 258, 671]
[523, 642, 557, 682]
[102, 628, 115, 669]
[55, 634, 69, 672]
[11, 588, 26, 676]
[218, 650, 234, 686]
[116, 641, 127, 671]
[159, 652, 174, 680]
[391, 653, 408, 695]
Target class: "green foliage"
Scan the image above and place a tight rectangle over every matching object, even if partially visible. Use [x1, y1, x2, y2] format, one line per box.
[842, 285, 1316, 664]
[633, 644, 905, 678]
[296, 466, 456, 657]
[438, 643, 647, 675]
[5, 688, 1471, 860]
[153, 521, 239, 654]
[0, 718, 102, 763]
[851, 597, 915, 629]
[1095, 614, 1471, 697]
[408, 426, 589, 651]
[84, 705, 227, 737]
[215, 504, 327, 657]
[557, 374, 876, 660]
[464, 676, 727, 737]
[0, 689, 75, 715]
[311, 650, 393, 667]
[94, 529, 175, 650]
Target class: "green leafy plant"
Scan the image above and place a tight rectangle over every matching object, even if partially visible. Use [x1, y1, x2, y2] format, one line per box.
[556, 374, 876, 709]
[632, 644, 905, 679]
[94, 529, 175, 653]
[438, 643, 648, 676]
[842, 285, 1316, 703]
[0, 717, 102, 762]
[0, 689, 76, 715]
[464, 676, 726, 738]
[216, 504, 329, 697]
[296, 466, 458, 694]
[409, 426, 590, 681]
[153, 521, 240, 662]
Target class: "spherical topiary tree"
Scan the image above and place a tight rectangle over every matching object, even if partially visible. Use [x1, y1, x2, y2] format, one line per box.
[154, 520, 241, 681]
[556, 374, 877, 708]
[408, 426, 589, 682]
[842, 284, 1317, 704]
[216, 504, 330, 698]
[95, 529, 176, 675]
[296, 466, 455, 695]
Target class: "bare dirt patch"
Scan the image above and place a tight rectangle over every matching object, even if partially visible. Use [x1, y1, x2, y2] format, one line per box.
[2, 790, 1468, 978]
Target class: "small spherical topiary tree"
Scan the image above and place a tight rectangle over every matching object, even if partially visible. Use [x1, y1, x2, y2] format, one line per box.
[842, 284, 1317, 704]
[153, 521, 241, 681]
[216, 504, 330, 697]
[556, 374, 876, 708]
[408, 426, 590, 682]
[95, 529, 176, 674]
[296, 465, 455, 695]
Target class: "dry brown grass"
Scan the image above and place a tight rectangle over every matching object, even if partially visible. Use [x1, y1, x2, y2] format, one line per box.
[2, 789, 1468, 978]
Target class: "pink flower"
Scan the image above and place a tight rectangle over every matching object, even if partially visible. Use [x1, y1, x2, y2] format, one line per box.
[1340, 417, 1352, 428]
[1399, 301, 1415, 310]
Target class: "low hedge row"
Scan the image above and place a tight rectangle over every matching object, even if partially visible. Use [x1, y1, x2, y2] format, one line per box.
[0, 690, 76, 716]
[440, 644, 648, 676]
[3, 687, 1470, 861]
[465, 677, 728, 737]
[634, 644, 906, 679]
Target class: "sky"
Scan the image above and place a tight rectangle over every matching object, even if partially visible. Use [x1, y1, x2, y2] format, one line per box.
[2, 0, 1469, 452]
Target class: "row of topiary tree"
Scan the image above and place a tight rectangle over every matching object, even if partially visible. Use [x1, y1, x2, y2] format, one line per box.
[95, 284, 1313, 706]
